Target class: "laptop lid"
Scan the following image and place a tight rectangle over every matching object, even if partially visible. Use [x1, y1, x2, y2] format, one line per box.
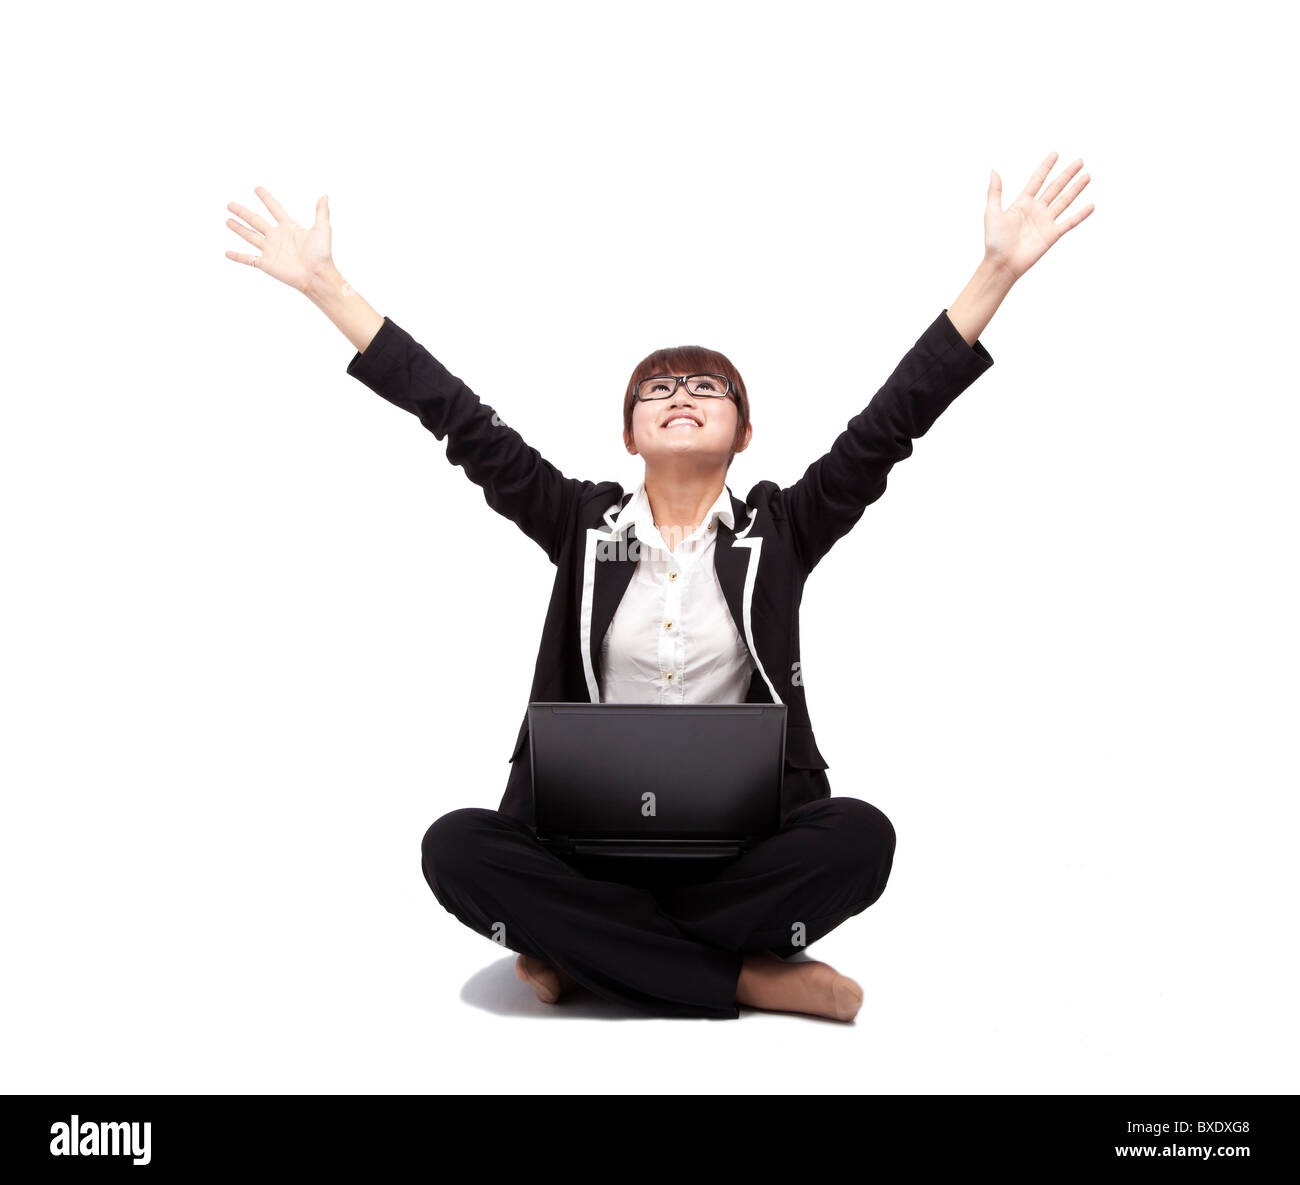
[529, 702, 786, 846]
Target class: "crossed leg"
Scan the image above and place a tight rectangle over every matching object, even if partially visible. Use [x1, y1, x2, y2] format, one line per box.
[421, 796, 895, 1020]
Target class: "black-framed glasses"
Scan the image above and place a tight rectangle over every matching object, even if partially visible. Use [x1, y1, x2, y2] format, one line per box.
[634, 374, 735, 403]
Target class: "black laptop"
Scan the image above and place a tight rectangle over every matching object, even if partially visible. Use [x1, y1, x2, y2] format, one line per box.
[528, 702, 787, 861]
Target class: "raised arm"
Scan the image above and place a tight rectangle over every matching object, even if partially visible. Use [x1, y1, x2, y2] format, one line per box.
[775, 151, 1094, 573]
[339, 310, 589, 561]
[225, 187, 592, 563]
[774, 305, 994, 573]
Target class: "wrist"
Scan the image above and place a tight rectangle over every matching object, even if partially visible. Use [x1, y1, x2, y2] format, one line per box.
[304, 262, 385, 355]
[304, 261, 345, 302]
[978, 253, 1019, 290]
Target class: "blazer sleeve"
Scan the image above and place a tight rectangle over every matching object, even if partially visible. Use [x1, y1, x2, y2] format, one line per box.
[345, 315, 588, 564]
[773, 308, 994, 573]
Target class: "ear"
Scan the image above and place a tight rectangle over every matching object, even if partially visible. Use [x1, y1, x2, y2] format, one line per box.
[733, 420, 753, 455]
[624, 427, 639, 457]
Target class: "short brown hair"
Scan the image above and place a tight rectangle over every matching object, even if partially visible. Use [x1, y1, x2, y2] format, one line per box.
[623, 346, 751, 467]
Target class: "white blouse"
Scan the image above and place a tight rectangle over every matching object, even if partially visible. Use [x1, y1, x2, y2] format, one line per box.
[599, 481, 756, 704]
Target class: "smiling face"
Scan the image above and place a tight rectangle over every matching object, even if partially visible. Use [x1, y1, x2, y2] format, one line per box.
[624, 373, 751, 470]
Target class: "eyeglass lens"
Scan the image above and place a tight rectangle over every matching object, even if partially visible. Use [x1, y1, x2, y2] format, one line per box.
[637, 375, 729, 399]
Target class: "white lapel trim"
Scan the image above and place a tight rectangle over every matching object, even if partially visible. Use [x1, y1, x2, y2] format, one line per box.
[731, 504, 783, 704]
[579, 499, 627, 703]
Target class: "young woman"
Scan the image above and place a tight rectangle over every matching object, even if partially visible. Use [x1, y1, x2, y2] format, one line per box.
[225, 153, 1093, 1021]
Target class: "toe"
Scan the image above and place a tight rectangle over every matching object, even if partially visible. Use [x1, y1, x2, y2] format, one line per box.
[831, 976, 863, 1021]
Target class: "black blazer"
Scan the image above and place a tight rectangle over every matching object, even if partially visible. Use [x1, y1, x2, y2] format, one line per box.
[346, 308, 994, 826]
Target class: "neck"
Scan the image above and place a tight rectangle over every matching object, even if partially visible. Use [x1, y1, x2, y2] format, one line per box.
[642, 465, 727, 553]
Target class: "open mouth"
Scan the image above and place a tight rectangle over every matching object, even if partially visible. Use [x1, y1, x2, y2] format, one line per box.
[662, 414, 702, 429]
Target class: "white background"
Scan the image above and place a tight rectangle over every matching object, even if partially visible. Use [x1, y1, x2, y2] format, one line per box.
[2, 0, 1296, 1094]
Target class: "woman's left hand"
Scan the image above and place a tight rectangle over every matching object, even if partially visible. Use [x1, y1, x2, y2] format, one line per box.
[984, 152, 1094, 280]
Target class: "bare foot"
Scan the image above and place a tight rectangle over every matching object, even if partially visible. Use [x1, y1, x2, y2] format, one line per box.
[735, 950, 863, 1021]
[515, 954, 579, 1004]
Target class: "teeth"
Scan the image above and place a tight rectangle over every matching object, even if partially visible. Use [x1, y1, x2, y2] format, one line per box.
[665, 417, 698, 428]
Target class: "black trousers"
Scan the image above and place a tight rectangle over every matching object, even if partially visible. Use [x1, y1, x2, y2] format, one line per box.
[420, 796, 897, 1019]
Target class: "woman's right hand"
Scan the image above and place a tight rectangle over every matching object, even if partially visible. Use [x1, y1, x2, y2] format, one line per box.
[225, 186, 333, 294]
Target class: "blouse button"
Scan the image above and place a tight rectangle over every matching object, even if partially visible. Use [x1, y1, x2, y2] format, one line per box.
[664, 672, 673, 680]
[664, 620, 673, 629]
[669, 571, 678, 580]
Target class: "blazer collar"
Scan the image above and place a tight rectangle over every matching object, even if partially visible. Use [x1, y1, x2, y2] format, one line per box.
[608, 480, 737, 543]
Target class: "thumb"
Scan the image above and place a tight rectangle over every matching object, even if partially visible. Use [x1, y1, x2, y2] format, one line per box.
[986, 169, 1002, 210]
[315, 194, 330, 226]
